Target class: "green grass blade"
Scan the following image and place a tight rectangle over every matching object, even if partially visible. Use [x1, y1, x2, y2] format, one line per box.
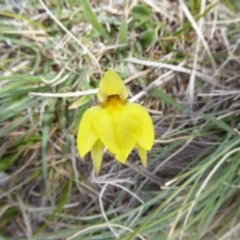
[153, 89, 234, 134]
[80, 0, 110, 42]
[119, 18, 127, 44]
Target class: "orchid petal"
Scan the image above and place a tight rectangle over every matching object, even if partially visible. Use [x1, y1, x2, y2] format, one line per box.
[77, 106, 101, 157]
[97, 70, 128, 102]
[134, 104, 155, 150]
[93, 102, 142, 163]
[91, 139, 104, 174]
[136, 143, 147, 167]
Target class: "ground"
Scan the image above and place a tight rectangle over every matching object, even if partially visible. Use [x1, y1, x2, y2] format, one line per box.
[1, 0, 240, 239]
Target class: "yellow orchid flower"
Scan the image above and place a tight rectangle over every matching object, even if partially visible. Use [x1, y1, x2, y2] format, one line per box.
[77, 70, 154, 173]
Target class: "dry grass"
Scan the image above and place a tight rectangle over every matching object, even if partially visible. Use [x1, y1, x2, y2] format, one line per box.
[1, 0, 240, 239]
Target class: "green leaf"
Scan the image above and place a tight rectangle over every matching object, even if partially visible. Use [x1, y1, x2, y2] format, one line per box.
[0, 155, 14, 171]
[119, 18, 127, 44]
[173, 3, 217, 37]
[68, 95, 91, 109]
[80, 0, 110, 42]
[41, 113, 50, 187]
[51, 180, 72, 221]
[139, 28, 156, 46]
[153, 89, 234, 134]
[0, 206, 19, 232]
[132, 3, 152, 21]
[34, 180, 72, 236]
[199, 113, 234, 134]
[224, 0, 240, 12]
[152, 89, 185, 111]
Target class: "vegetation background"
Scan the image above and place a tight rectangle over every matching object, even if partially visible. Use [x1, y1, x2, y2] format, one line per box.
[1, 0, 240, 239]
